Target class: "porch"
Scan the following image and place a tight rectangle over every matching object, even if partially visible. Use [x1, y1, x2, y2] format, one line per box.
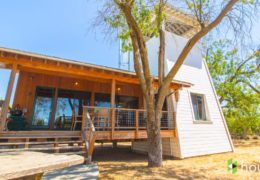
[0, 47, 192, 159]
[0, 105, 176, 141]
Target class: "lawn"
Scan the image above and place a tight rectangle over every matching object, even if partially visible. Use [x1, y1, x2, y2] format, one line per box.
[93, 139, 260, 180]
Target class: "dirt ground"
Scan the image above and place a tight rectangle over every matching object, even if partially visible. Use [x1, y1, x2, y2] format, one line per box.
[93, 139, 260, 180]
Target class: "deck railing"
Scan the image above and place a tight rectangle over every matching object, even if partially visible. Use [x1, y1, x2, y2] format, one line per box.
[82, 106, 175, 132]
[81, 108, 96, 163]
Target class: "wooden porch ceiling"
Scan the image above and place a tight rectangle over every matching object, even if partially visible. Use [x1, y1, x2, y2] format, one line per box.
[0, 47, 192, 89]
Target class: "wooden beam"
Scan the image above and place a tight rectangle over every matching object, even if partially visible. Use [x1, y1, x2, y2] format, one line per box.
[111, 79, 116, 108]
[0, 52, 191, 87]
[0, 54, 138, 83]
[1, 68, 18, 131]
[110, 79, 116, 140]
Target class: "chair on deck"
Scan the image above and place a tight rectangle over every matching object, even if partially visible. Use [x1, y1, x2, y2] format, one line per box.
[71, 110, 82, 131]
[95, 108, 110, 130]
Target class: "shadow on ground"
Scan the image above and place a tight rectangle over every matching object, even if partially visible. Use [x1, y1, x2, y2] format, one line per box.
[43, 164, 99, 180]
[93, 144, 208, 180]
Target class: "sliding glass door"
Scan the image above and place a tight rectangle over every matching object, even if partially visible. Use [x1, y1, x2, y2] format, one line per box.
[32, 87, 55, 129]
[54, 89, 90, 130]
[32, 87, 90, 130]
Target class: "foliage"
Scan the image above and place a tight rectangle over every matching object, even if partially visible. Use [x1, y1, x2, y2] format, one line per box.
[103, 0, 163, 52]
[98, 0, 257, 166]
[206, 40, 260, 137]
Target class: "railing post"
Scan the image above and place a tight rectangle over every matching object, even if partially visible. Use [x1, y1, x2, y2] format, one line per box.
[111, 108, 115, 140]
[135, 110, 139, 139]
[82, 107, 86, 131]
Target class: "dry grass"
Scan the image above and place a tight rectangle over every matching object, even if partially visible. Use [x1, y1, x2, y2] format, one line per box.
[93, 139, 260, 180]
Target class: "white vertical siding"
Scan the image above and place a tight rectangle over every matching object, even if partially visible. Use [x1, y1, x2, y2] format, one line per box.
[172, 61, 233, 158]
[136, 31, 233, 158]
[132, 138, 179, 157]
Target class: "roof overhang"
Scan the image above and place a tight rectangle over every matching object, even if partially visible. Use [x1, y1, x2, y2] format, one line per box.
[0, 47, 193, 88]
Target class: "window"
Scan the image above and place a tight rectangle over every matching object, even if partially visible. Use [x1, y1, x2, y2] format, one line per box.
[54, 89, 90, 130]
[116, 95, 138, 109]
[94, 93, 111, 107]
[191, 93, 207, 121]
[32, 87, 55, 129]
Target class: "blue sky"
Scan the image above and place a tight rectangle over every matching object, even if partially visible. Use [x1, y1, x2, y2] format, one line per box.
[0, 0, 259, 100]
[0, 0, 120, 99]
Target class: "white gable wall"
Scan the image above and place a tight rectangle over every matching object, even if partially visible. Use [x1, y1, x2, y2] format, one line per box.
[171, 62, 233, 158]
[146, 31, 233, 158]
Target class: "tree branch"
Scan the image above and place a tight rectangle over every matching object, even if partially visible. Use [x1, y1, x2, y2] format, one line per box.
[116, 1, 153, 89]
[130, 31, 148, 98]
[156, 0, 239, 111]
[229, 49, 260, 82]
[158, 0, 166, 86]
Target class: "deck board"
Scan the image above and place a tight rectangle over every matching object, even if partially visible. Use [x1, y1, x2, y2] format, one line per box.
[0, 130, 175, 141]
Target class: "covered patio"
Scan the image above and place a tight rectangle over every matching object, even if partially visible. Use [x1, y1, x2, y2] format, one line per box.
[0, 47, 191, 142]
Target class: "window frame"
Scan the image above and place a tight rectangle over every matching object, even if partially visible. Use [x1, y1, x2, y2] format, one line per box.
[189, 91, 212, 124]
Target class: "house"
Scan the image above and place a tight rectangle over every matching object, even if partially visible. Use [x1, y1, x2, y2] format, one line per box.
[0, 46, 190, 159]
[0, 5, 233, 160]
[122, 5, 234, 158]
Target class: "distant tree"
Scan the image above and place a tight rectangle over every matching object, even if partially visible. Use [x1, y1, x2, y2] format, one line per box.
[206, 40, 260, 137]
[96, 0, 257, 167]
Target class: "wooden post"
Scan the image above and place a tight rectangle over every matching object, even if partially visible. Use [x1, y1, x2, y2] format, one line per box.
[112, 141, 117, 148]
[110, 79, 116, 140]
[24, 138, 29, 149]
[82, 107, 87, 131]
[135, 110, 139, 139]
[1, 68, 17, 131]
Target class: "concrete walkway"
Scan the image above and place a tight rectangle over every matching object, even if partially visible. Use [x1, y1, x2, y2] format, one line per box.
[43, 163, 99, 180]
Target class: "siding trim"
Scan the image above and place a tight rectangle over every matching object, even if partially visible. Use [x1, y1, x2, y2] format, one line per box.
[202, 59, 234, 151]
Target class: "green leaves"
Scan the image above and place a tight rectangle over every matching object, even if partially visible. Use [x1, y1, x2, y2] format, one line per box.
[104, 0, 165, 52]
[240, 0, 255, 4]
[206, 40, 260, 137]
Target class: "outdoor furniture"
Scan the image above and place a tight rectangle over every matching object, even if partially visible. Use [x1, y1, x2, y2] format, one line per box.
[71, 114, 82, 131]
[0, 151, 84, 180]
[7, 115, 26, 131]
[71, 111, 82, 131]
[95, 108, 110, 130]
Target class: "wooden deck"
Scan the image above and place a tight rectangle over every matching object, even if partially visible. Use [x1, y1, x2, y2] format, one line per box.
[0, 129, 175, 160]
[0, 106, 176, 161]
[0, 129, 175, 141]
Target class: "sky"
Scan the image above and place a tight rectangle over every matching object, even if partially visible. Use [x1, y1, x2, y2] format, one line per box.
[0, 0, 120, 99]
[0, 0, 259, 100]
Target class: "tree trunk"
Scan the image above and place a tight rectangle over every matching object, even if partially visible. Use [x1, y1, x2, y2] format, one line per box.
[146, 104, 163, 167]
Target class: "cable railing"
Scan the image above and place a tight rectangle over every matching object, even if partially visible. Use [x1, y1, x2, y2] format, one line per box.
[82, 106, 175, 132]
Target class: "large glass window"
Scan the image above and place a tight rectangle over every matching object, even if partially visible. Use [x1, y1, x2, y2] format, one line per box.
[191, 93, 207, 121]
[116, 95, 138, 109]
[54, 89, 90, 130]
[32, 87, 55, 129]
[94, 93, 111, 107]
